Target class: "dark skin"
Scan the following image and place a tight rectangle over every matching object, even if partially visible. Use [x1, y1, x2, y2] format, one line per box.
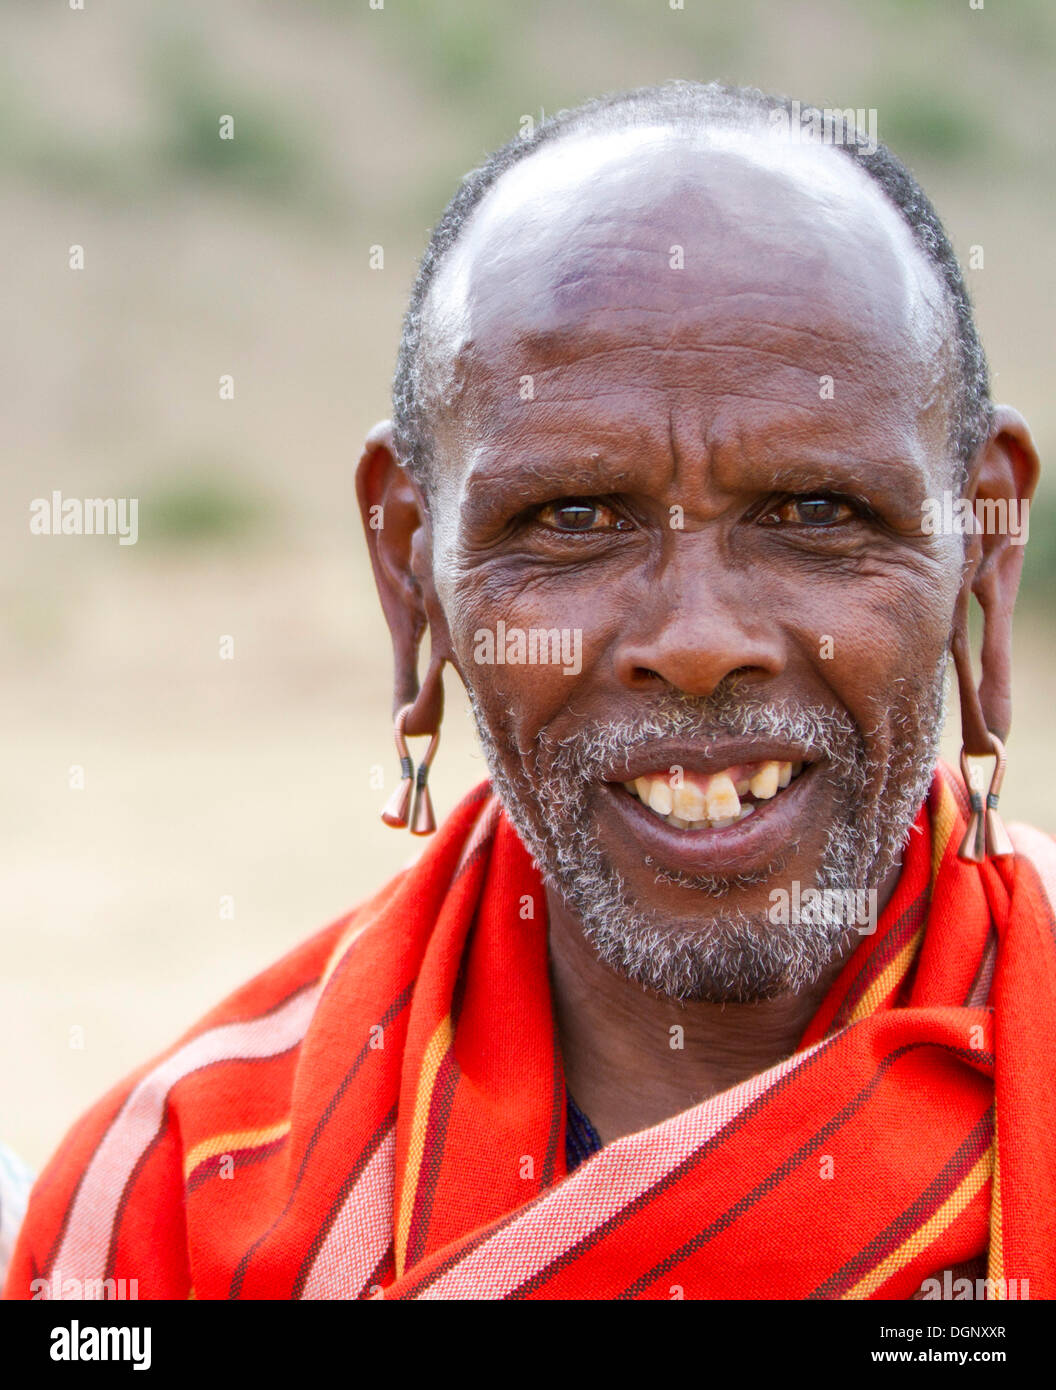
[358, 130, 1039, 1145]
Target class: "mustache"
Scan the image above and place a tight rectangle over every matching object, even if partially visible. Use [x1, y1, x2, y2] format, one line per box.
[534, 686, 866, 782]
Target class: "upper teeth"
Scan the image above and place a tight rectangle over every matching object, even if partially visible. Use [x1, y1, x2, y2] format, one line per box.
[625, 759, 801, 831]
[749, 762, 780, 800]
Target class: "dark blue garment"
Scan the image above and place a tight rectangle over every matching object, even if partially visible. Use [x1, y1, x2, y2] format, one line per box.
[565, 1090, 603, 1172]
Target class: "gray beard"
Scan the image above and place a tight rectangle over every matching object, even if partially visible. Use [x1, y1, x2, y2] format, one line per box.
[466, 663, 949, 1005]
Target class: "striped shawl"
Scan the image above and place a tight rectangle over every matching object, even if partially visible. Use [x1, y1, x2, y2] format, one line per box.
[6, 763, 1056, 1299]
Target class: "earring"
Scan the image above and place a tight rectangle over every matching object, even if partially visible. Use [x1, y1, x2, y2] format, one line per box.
[410, 728, 440, 836]
[380, 704, 415, 829]
[957, 732, 1014, 862]
[379, 704, 440, 835]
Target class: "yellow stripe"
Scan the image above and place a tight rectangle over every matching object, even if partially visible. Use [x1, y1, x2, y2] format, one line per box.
[931, 776, 959, 887]
[394, 1015, 454, 1278]
[183, 1120, 291, 1181]
[987, 1115, 1005, 1296]
[842, 1146, 993, 1299]
[846, 770, 953, 1027]
[846, 928, 924, 1024]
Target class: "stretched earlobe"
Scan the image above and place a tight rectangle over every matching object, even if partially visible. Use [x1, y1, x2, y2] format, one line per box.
[950, 585, 993, 759]
[949, 405, 1039, 861]
[357, 419, 455, 836]
[951, 406, 1039, 755]
[357, 418, 454, 705]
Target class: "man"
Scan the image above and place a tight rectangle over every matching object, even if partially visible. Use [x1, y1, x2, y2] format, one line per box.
[7, 82, 1054, 1300]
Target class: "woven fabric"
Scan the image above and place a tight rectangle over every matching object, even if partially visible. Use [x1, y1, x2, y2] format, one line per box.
[6, 764, 1055, 1300]
[565, 1093, 603, 1173]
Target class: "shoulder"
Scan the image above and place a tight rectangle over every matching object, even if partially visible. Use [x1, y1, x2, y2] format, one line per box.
[1009, 822, 1056, 911]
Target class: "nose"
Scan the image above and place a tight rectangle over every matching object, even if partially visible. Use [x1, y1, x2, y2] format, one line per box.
[612, 547, 787, 698]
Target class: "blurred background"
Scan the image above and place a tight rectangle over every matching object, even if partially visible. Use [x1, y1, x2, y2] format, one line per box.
[3, 0, 1053, 1169]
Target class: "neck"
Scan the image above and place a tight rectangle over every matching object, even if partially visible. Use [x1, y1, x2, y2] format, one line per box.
[548, 864, 900, 1145]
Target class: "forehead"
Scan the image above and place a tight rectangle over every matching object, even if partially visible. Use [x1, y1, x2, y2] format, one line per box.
[422, 126, 952, 499]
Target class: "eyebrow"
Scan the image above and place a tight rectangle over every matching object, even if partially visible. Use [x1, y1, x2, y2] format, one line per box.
[464, 456, 633, 496]
[757, 457, 932, 511]
[459, 456, 634, 525]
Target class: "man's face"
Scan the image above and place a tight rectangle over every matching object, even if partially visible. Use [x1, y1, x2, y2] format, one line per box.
[422, 128, 962, 1002]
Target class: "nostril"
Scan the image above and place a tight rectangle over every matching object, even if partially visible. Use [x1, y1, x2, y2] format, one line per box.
[633, 667, 664, 683]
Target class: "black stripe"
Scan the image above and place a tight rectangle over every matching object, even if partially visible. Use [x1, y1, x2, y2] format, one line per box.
[807, 1108, 994, 1299]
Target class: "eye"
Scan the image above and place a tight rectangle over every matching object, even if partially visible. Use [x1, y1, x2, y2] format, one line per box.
[534, 498, 632, 533]
[759, 495, 858, 527]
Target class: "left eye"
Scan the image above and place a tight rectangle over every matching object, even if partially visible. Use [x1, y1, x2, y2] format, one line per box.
[761, 496, 856, 527]
[535, 498, 631, 533]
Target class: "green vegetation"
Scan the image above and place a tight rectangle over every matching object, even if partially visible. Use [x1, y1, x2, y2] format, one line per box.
[137, 471, 273, 547]
[145, 32, 311, 197]
[879, 88, 992, 164]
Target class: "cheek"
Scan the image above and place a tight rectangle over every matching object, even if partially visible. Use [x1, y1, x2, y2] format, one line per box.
[792, 569, 955, 738]
[445, 570, 616, 735]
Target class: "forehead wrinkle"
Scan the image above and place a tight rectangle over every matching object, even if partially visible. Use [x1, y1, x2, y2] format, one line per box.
[455, 361, 939, 482]
[460, 334, 897, 431]
[506, 319, 865, 374]
[451, 260, 931, 417]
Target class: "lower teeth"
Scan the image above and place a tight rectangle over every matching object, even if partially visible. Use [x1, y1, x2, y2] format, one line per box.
[625, 763, 806, 831]
[656, 802, 756, 832]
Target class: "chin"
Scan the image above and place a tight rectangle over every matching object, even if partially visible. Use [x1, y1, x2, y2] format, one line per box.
[549, 847, 857, 1005]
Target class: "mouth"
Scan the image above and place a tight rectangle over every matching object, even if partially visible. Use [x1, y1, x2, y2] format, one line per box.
[622, 758, 806, 830]
[598, 742, 821, 877]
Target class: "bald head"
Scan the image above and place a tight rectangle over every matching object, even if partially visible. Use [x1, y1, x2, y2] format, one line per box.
[392, 82, 991, 498]
[421, 126, 953, 502]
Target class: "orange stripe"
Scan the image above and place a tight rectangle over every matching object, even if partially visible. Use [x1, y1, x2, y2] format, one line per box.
[987, 1115, 1005, 1296]
[931, 775, 959, 887]
[841, 1146, 993, 1299]
[395, 1015, 453, 1277]
[183, 1121, 291, 1182]
[845, 928, 925, 1024]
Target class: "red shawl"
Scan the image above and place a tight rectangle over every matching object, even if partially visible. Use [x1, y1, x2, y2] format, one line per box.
[7, 764, 1056, 1299]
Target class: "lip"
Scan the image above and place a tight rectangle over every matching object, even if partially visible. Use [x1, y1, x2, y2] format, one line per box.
[597, 759, 822, 877]
[603, 737, 816, 785]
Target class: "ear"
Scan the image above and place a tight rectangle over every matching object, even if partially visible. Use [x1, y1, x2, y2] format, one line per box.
[355, 420, 453, 737]
[951, 405, 1039, 755]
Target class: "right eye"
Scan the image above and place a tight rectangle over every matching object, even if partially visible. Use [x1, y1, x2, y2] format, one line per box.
[533, 498, 633, 534]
